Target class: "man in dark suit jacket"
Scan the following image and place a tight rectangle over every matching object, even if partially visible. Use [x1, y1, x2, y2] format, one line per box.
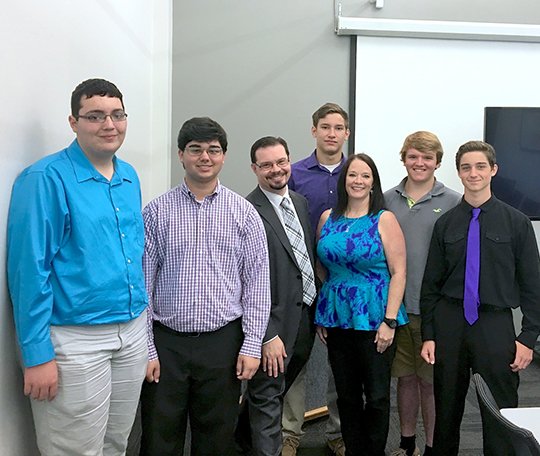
[240, 136, 316, 456]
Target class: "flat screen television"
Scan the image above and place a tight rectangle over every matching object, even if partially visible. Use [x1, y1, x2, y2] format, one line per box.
[484, 107, 540, 220]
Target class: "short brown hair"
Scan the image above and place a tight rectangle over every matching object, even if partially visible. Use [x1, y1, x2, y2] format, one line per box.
[71, 78, 124, 117]
[177, 117, 228, 152]
[455, 140, 496, 170]
[312, 103, 349, 129]
[400, 131, 443, 164]
[250, 136, 290, 164]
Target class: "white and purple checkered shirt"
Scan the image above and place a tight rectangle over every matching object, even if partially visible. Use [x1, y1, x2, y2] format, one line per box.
[143, 181, 271, 360]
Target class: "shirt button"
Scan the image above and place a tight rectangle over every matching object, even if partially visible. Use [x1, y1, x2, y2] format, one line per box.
[127, 259, 132, 264]
[330, 190, 333, 194]
[116, 207, 120, 212]
[121, 233, 126, 238]
[130, 285, 134, 289]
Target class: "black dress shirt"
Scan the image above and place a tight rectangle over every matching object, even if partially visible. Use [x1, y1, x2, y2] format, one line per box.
[421, 196, 540, 348]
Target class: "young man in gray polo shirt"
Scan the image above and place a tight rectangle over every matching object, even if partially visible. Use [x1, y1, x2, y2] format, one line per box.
[384, 131, 461, 456]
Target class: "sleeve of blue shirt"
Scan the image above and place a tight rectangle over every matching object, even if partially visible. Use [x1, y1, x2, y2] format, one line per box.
[7, 169, 69, 367]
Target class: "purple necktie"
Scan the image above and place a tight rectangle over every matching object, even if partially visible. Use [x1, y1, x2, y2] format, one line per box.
[464, 208, 481, 325]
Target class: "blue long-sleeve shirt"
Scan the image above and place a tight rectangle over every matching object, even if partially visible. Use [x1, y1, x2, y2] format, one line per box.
[7, 140, 147, 367]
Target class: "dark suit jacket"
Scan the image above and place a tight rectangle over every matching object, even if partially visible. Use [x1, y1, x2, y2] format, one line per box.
[246, 186, 316, 355]
[236, 187, 317, 455]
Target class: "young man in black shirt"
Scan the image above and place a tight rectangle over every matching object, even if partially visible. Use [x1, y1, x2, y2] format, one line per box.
[420, 140, 540, 456]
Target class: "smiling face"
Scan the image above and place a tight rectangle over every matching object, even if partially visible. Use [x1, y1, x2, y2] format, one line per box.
[179, 139, 226, 188]
[69, 95, 127, 163]
[345, 158, 373, 201]
[251, 143, 291, 195]
[458, 150, 497, 199]
[403, 148, 439, 184]
[312, 113, 350, 162]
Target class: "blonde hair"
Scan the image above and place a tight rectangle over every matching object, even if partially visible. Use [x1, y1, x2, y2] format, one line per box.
[400, 131, 443, 164]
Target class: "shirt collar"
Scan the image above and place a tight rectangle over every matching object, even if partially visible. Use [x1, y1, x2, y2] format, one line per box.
[394, 177, 408, 195]
[395, 177, 447, 199]
[181, 180, 222, 201]
[67, 139, 130, 185]
[305, 150, 345, 172]
[461, 195, 496, 213]
[259, 186, 290, 208]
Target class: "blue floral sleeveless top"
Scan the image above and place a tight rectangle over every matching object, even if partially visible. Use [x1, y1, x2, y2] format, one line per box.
[315, 210, 408, 330]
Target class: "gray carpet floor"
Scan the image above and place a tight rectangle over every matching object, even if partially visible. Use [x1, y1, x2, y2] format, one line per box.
[298, 346, 540, 455]
[127, 344, 540, 455]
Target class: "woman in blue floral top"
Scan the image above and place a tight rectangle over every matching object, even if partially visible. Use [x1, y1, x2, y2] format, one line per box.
[315, 153, 408, 455]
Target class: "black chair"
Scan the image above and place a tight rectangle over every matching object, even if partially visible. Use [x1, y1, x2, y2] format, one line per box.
[472, 372, 540, 456]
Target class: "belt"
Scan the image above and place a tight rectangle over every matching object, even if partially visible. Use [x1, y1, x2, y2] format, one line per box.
[446, 296, 508, 313]
[154, 321, 203, 338]
[154, 318, 241, 338]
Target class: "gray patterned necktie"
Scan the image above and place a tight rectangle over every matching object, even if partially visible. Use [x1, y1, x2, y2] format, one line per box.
[280, 197, 316, 306]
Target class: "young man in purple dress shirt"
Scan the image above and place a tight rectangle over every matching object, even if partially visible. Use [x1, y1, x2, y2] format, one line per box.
[140, 117, 271, 456]
[282, 103, 350, 456]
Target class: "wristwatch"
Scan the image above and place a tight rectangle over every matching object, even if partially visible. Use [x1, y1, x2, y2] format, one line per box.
[383, 317, 397, 329]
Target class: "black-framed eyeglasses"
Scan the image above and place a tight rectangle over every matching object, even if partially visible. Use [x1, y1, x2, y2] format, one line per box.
[78, 111, 128, 123]
[185, 145, 223, 156]
[254, 157, 289, 171]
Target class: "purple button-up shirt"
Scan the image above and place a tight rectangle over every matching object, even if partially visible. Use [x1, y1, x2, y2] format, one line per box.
[143, 181, 271, 360]
[289, 150, 345, 232]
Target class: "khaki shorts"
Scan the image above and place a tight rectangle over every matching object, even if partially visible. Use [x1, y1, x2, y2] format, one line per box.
[391, 314, 433, 382]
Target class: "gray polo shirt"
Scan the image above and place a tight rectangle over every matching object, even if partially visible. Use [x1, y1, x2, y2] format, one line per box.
[384, 178, 461, 315]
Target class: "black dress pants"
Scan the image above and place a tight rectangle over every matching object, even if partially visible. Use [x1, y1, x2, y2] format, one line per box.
[140, 319, 243, 456]
[432, 299, 519, 456]
[237, 304, 315, 456]
[327, 328, 396, 456]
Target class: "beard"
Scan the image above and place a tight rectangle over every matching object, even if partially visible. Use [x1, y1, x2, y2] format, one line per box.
[266, 171, 288, 191]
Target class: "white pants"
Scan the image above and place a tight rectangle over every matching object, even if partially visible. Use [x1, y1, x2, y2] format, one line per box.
[30, 311, 147, 456]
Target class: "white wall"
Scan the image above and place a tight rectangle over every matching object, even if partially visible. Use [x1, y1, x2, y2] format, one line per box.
[353, 35, 540, 239]
[354, 36, 540, 191]
[0, 2, 171, 454]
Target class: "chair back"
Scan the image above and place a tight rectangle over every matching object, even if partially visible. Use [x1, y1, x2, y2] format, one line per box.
[472, 372, 540, 456]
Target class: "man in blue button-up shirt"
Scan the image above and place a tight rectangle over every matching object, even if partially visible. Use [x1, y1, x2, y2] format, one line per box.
[7, 79, 148, 456]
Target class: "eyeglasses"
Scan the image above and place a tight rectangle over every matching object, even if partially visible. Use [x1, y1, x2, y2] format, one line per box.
[254, 157, 289, 171]
[185, 145, 224, 156]
[78, 111, 128, 123]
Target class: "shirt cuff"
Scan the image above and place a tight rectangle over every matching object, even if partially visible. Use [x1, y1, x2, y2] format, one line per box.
[148, 340, 158, 360]
[239, 337, 262, 359]
[22, 339, 56, 368]
[516, 331, 538, 350]
[262, 335, 278, 345]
